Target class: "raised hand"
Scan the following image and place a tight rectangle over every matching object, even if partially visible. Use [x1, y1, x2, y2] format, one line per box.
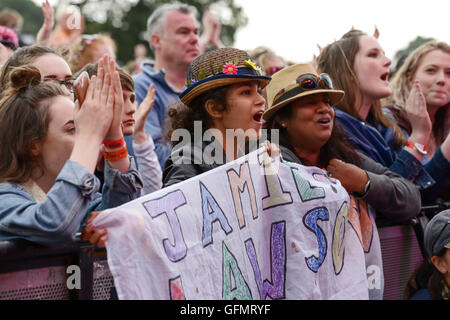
[133, 83, 155, 144]
[70, 64, 115, 173]
[100, 55, 124, 141]
[405, 81, 432, 146]
[36, 0, 54, 46]
[74, 71, 114, 142]
[81, 212, 108, 248]
[94, 55, 130, 173]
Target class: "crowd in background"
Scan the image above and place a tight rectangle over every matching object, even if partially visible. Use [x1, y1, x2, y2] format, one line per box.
[0, 1, 449, 300]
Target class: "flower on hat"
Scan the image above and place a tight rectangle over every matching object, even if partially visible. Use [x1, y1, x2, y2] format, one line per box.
[244, 59, 262, 75]
[223, 63, 238, 75]
[186, 79, 197, 86]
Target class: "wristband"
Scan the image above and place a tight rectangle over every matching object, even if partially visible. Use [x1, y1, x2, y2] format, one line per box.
[103, 137, 125, 150]
[102, 145, 128, 162]
[405, 140, 427, 155]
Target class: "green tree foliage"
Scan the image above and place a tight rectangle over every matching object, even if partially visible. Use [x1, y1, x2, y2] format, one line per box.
[0, 0, 42, 35]
[392, 36, 434, 71]
[0, 0, 247, 65]
[394, 36, 434, 60]
[74, 0, 247, 65]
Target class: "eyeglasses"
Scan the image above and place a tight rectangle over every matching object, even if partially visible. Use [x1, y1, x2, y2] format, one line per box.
[431, 220, 450, 256]
[273, 73, 334, 106]
[43, 77, 75, 93]
[266, 66, 284, 76]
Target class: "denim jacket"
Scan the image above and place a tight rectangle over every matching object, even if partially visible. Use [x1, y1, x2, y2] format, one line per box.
[130, 62, 182, 169]
[382, 107, 450, 203]
[0, 159, 143, 246]
[334, 108, 436, 193]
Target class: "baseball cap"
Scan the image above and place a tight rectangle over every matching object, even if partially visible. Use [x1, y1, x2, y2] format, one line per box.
[424, 209, 450, 258]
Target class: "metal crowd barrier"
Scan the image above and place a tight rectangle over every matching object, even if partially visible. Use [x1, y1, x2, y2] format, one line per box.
[0, 202, 448, 300]
[0, 239, 117, 300]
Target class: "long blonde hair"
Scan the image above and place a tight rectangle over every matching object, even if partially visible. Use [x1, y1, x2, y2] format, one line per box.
[388, 41, 450, 106]
[387, 41, 450, 146]
[317, 29, 406, 148]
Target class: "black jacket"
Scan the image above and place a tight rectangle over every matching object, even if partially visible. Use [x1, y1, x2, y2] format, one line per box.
[279, 144, 421, 224]
[163, 138, 227, 188]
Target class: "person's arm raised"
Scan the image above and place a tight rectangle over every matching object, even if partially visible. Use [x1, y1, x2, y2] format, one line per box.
[36, 0, 54, 46]
[70, 72, 114, 173]
[133, 83, 155, 144]
[404, 81, 432, 161]
[101, 56, 131, 173]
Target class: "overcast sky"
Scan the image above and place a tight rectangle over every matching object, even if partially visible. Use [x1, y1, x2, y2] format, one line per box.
[233, 0, 449, 64]
[38, 0, 449, 65]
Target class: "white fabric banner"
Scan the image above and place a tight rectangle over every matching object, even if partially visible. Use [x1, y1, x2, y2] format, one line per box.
[93, 148, 369, 300]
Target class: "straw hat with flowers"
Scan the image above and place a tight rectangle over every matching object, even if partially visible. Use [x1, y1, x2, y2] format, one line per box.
[179, 48, 271, 105]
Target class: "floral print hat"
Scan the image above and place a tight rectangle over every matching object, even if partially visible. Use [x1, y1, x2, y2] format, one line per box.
[179, 47, 271, 106]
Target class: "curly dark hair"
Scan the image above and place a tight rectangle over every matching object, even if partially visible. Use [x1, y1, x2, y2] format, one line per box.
[166, 86, 230, 147]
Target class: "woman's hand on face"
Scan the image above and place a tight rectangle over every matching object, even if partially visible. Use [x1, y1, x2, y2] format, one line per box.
[405, 81, 432, 144]
[327, 159, 368, 194]
[80, 212, 108, 248]
[133, 83, 155, 144]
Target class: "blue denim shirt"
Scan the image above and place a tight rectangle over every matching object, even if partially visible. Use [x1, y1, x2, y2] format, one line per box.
[334, 108, 436, 193]
[131, 62, 182, 170]
[0, 159, 143, 246]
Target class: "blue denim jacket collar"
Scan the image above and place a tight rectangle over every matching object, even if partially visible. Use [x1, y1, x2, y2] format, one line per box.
[334, 108, 436, 191]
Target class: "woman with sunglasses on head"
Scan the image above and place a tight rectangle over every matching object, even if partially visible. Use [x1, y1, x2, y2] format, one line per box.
[405, 209, 450, 300]
[162, 47, 278, 187]
[0, 61, 142, 247]
[263, 63, 421, 299]
[316, 30, 450, 204]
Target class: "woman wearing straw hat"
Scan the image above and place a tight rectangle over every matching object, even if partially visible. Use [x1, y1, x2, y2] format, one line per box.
[263, 63, 421, 299]
[162, 47, 277, 187]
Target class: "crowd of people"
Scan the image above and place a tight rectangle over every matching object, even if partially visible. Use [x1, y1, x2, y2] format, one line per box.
[0, 1, 449, 300]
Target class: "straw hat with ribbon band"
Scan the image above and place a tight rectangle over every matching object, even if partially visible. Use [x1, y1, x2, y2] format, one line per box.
[263, 64, 345, 121]
[179, 48, 271, 105]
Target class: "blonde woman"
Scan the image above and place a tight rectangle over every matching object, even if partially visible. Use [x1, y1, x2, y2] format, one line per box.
[385, 41, 450, 200]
